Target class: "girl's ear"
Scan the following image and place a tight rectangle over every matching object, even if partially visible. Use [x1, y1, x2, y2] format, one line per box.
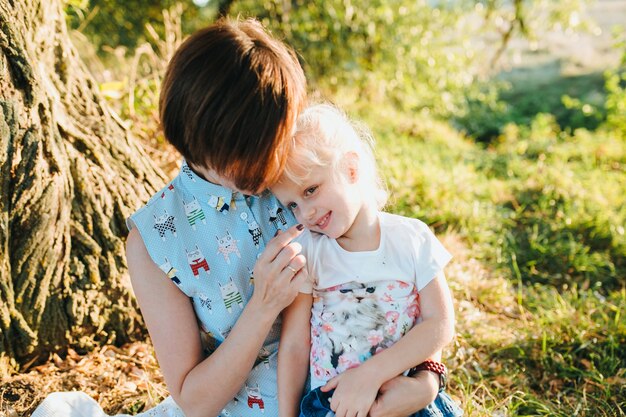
[343, 151, 360, 184]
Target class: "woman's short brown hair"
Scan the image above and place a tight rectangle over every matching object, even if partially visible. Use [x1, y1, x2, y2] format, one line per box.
[159, 18, 307, 192]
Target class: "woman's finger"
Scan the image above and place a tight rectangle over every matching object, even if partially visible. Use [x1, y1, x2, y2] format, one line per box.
[273, 242, 304, 270]
[260, 224, 304, 262]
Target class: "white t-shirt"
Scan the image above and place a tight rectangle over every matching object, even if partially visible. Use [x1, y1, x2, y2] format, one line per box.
[298, 212, 452, 293]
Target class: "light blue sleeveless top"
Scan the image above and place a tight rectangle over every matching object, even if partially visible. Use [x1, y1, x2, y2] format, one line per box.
[128, 161, 296, 416]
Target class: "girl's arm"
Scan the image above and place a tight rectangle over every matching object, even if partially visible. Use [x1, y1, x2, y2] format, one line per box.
[322, 272, 454, 415]
[368, 371, 440, 417]
[126, 226, 307, 417]
[358, 272, 455, 381]
[278, 292, 313, 417]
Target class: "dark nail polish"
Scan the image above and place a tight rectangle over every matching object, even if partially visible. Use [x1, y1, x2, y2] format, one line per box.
[296, 224, 304, 231]
[274, 230, 281, 237]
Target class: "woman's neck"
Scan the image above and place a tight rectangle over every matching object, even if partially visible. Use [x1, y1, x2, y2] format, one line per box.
[188, 162, 255, 195]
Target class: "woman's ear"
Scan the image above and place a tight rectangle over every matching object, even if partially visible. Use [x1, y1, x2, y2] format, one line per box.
[342, 151, 360, 184]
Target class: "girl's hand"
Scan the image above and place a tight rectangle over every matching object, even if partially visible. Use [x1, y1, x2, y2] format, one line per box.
[368, 373, 439, 417]
[321, 367, 381, 417]
[251, 224, 306, 315]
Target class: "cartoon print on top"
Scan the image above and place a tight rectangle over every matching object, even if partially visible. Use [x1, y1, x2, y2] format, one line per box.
[268, 204, 287, 229]
[216, 231, 242, 264]
[208, 195, 219, 210]
[159, 184, 175, 199]
[246, 384, 265, 413]
[158, 257, 181, 286]
[246, 217, 263, 247]
[217, 196, 230, 213]
[181, 164, 196, 182]
[198, 293, 213, 314]
[183, 197, 206, 230]
[153, 210, 177, 240]
[208, 194, 234, 213]
[127, 156, 300, 417]
[186, 245, 210, 277]
[219, 277, 244, 313]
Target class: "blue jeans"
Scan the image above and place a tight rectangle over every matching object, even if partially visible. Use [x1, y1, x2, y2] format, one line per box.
[299, 387, 463, 417]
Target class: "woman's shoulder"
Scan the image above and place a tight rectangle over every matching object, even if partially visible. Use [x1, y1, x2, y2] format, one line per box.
[125, 227, 165, 289]
[125, 227, 145, 255]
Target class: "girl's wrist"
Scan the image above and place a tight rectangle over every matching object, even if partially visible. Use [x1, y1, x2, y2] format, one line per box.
[407, 360, 447, 390]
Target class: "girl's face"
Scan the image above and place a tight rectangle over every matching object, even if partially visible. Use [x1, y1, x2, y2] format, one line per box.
[271, 157, 367, 240]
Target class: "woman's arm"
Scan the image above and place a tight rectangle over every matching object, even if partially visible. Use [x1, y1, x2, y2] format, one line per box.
[278, 292, 313, 417]
[126, 225, 307, 417]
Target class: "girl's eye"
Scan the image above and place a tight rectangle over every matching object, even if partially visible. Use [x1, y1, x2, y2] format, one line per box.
[304, 186, 318, 197]
[287, 202, 298, 210]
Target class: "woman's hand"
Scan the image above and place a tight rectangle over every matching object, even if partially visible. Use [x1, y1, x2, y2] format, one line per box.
[251, 224, 307, 315]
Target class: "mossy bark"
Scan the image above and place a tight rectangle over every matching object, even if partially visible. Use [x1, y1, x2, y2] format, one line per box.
[0, 0, 166, 368]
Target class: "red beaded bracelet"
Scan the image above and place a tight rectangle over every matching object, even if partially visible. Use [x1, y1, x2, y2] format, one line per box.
[407, 359, 448, 390]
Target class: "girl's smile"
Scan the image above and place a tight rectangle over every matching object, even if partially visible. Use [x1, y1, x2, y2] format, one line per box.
[315, 211, 332, 229]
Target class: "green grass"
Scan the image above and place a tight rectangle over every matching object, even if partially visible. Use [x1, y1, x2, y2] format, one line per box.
[355, 105, 626, 416]
[455, 61, 609, 143]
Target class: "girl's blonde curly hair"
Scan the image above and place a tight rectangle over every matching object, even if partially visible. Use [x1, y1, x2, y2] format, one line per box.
[280, 104, 388, 210]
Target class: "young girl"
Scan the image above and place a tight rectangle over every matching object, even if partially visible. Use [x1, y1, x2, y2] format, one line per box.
[274, 104, 462, 417]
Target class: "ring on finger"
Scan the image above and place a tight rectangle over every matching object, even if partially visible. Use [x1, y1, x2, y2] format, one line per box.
[285, 265, 298, 275]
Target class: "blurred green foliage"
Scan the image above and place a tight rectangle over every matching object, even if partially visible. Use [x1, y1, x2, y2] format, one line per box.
[604, 72, 626, 137]
[64, 0, 207, 51]
[67, 0, 594, 124]
[456, 29, 626, 143]
[456, 72, 608, 142]
[230, 0, 480, 117]
[455, 68, 626, 143]
[603, 37, 626, 139]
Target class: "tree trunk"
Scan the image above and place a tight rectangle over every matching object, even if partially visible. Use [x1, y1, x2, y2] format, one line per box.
[0, 0, 166, 369]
